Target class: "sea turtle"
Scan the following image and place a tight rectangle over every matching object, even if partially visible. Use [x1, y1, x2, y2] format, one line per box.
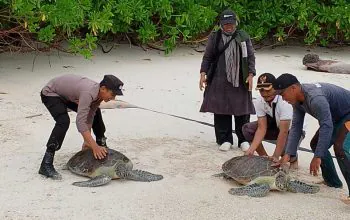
[67, 148, 163, 187]
[214, 155, 320, 197]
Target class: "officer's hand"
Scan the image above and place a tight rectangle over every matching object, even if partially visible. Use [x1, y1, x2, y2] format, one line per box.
[92, 146, 108, 160]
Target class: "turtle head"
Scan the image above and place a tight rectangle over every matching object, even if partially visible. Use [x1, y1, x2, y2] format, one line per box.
[114, 156, 133, 171]
[279, 163, 290, 174]
[303, 53, 320, 65]
[124, 159, 133, 170]
[275, 170, 290, 191]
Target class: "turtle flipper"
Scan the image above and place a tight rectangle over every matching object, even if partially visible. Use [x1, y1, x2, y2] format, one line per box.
[287, 180, 320, 194]
[124, 169, 163, 182]
[116, 164, 163, 182]
[72, 174, 112, 187]
[229, 183, 270, 197]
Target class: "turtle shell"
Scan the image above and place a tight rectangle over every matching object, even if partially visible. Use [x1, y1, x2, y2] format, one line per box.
[67, 148, 132, 177]
[222, 155, 279, 185]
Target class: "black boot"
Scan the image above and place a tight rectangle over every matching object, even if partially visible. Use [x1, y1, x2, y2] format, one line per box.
[38, 151, 62, 180]
[96, 137, 108, 148]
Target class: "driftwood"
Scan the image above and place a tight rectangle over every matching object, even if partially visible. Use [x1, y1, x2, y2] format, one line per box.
[303, 53, 350, 74]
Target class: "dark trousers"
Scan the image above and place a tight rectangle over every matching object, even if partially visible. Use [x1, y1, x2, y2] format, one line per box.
[242, 121, 304, 160]
[41, 93, 105, 152]
[334, 122, 350, 196]
[214, 114, 250, 146]
[310, 120, 350, 193]
[242, 121, 280, 142]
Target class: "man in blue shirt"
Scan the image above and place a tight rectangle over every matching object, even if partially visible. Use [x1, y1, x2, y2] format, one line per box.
[272, 73, 350, 203]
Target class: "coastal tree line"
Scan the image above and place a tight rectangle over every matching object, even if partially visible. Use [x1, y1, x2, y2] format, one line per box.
[0, 0, 349, 58]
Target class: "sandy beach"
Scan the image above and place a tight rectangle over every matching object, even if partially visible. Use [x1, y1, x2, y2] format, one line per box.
[0, 44, 350, 219]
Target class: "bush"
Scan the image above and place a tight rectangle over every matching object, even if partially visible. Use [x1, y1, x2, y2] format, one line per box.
[0, 0, 349, 58]
[229, 0, 350, 46]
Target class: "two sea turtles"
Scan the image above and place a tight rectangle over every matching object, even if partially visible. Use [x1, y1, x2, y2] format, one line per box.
[65, 143, 319, 199]
[214, 155, 320, 197]
[66, 148, 163, 187]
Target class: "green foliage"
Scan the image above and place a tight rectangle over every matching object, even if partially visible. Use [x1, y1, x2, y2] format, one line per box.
[40, 0, 88, 36]
[227, 0, 350, 45]
[87, 3, 114, 35]
[1, 0, 349, 58]
[37, 24, 55, 42]
[68, 33, 97, 59]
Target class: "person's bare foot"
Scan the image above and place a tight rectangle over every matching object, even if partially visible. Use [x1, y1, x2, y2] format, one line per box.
[318, 180, 327, 186]
[290, 160, 298, 170]
[318, 180, 344, 189]
[340, 195, 350, 205]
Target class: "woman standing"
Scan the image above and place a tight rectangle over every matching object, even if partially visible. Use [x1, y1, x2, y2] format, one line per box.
[199, 9, 256, 151]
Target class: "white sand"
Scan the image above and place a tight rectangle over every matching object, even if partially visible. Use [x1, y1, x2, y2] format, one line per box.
[0, 44, 350, 220]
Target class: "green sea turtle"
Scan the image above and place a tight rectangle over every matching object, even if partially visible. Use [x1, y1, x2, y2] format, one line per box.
[214, 155, 320, 197]
[67, 148, 163, 187]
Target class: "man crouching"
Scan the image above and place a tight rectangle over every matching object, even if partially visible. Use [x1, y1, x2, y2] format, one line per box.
[242, 73, 305, 168]
[39, 74, 124, 180]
